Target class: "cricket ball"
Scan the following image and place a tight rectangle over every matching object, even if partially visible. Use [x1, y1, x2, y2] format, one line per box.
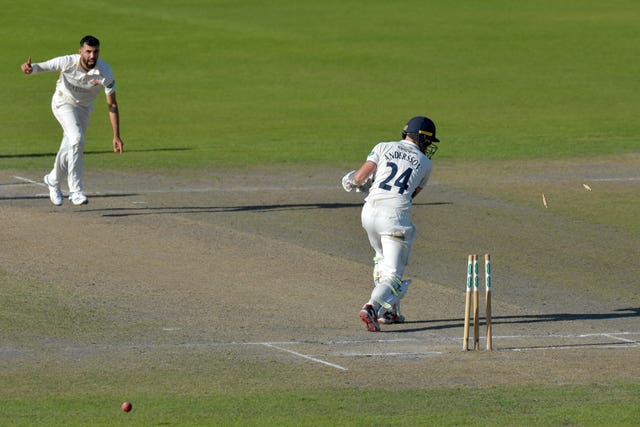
[121, 401, 132, 412]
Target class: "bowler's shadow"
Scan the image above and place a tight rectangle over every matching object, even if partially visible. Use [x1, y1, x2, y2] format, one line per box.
[81, 201, 452, 217]
[0, 147, 191, 159]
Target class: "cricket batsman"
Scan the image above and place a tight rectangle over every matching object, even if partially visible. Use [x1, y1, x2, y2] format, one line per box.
[342, 116, 441, 331]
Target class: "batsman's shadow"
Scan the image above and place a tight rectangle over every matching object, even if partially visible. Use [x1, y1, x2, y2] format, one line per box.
[390, 307, 640, 333]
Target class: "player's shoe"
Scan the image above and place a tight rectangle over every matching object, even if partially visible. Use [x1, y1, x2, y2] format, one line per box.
[378, 311, 405, 324]
[44, 175, 63, 206]
[69, 191, 88, 205]
[359, 304, 380, 332]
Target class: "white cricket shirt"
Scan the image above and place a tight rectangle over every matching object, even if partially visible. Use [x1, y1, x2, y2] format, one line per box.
[31, 54, 116, 107]
[364, 140, 432, 209]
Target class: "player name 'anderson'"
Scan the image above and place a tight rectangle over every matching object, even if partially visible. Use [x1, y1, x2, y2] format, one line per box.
[383, 149, 423, 169]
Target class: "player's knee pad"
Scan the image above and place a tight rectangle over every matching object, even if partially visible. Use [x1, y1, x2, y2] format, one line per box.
[371, 277, 411, 314]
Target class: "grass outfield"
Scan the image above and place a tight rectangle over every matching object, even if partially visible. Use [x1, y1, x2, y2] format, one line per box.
[1, 0, 638, 170]
[1, 1, 639, 425]
[1, 385, 639, 426]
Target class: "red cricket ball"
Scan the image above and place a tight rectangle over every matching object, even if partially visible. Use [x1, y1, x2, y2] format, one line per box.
[121, 401, 132, 412]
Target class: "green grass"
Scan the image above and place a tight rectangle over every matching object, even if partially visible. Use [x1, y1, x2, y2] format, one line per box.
[1, 1, 639, 425]
[1, 0, 638, 171]
[1, 384, 639, 426]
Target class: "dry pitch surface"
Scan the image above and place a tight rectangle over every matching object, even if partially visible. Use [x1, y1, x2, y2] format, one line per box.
[1, 156, 639, 392]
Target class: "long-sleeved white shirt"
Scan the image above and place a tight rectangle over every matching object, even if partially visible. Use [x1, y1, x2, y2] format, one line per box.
[32, 54, 116, 107]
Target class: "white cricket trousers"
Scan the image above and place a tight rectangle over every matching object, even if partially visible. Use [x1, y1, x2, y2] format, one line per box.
[48, 94, 93, 193]
[361, 201, 416, 287]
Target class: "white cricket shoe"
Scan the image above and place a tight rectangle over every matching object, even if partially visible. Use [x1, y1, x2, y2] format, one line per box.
[69, 191, 88, 205]
[44, 175, 63, 206]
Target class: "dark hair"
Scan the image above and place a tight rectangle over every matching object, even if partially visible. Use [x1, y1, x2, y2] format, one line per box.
[80, 35, 100, 47]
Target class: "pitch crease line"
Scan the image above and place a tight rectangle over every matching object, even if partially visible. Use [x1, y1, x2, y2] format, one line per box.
[591, 177, 640, 182]
[604, 334, 639, 344]
[260, 343, 348, 371]
[504, 343, 639, 352]
[14, 176, 45, 186]
[492, 332, 639, 339]
[11, 176, 336, 194]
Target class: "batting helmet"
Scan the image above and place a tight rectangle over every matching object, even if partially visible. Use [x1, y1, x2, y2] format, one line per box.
[402, 116, 440, 158]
